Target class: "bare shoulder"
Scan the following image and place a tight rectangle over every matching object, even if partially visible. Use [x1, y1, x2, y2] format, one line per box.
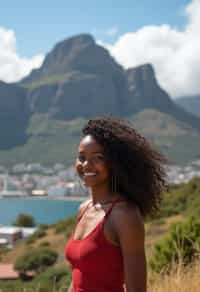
[112, 201, 145, 248]
[77, 197, 92, 218]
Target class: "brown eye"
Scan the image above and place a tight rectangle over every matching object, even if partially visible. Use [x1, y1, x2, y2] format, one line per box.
[92, 154, 105, 163]
[78, 155, 85, 163]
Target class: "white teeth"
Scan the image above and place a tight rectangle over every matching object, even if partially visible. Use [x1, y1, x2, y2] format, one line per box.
[84, 172, 96, 176]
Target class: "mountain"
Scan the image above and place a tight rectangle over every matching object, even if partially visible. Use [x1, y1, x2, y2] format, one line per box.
[0, 33, 200, 165]
[19, 33, 200, 130]
[175, 95, 200, 118]
[126, 64, 200, 130]
[0, 81, 29, 149]
[21, 34, 130, 119]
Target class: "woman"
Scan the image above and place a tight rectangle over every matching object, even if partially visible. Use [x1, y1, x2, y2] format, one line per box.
[65, 116, 167, 292]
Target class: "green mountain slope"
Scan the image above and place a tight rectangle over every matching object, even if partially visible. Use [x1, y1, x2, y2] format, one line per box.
[1, 110, 200, 167]
[130, 109, 200, 164]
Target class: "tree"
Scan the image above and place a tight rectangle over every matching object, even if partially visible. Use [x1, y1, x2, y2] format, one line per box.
[14, 247, 58, 276]
[13, 213, 36, 227]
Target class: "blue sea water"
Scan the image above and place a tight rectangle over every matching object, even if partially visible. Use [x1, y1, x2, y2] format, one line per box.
[0, 198, 83, 225]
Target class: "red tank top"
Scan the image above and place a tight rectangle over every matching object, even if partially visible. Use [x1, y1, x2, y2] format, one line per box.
[65, 199, 125, 292]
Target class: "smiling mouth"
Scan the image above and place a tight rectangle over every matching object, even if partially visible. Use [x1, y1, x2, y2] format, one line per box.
[83, 172, 97, 177]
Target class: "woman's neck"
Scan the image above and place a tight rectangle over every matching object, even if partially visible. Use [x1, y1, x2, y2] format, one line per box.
[90, 185, 121, 205]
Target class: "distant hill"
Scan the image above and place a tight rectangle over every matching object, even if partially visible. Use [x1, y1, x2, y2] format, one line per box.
[175, 95, 200, 118]
[0, 110, 200, 166]
[130, 109, 200, 165]
[0, 33, 200, 165]
[0, 81, 30, 149]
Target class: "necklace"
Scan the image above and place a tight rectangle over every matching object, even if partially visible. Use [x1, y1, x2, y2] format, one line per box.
[91, 198, 121, 206]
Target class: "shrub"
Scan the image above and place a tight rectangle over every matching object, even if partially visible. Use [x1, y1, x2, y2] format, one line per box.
[13, 213, 36, 227]
[26, 228, 47, 245]
[159, 178, 200, 219]
[150, 217, 200, 273]
[53, 216, 76, 234]
[36, 266, 70, 285]
[14, 247, 58, 275]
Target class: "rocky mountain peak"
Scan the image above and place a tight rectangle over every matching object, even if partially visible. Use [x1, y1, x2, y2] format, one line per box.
[43, 34, 95, 67]
[53, 34, 95, 52]
[126, 63, 157, 89]
[21, 33, 121, 84]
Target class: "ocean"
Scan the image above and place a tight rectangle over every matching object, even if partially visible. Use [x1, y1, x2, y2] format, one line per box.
[0, 198, 83, 225]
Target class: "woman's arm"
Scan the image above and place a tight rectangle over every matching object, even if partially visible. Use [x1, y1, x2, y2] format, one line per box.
[114, 204, 147, 292]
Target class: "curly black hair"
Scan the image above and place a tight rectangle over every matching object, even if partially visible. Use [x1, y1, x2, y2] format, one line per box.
[82, 116, 167, 218]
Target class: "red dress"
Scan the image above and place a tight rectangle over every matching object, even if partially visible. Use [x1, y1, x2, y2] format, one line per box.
[65, 199, 125, 292]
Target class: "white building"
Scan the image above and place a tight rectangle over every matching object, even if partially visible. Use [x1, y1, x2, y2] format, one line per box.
[0, 226, 22, 247]
[0, 175, 27, 197]
[0, 226, 37, 248]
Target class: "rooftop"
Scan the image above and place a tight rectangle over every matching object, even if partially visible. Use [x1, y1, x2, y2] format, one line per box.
[0, 264, 19, 279]
[0, 226, 21, 234]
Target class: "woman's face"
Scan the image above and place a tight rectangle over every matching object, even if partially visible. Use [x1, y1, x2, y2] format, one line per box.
[76, 135, 110, 189]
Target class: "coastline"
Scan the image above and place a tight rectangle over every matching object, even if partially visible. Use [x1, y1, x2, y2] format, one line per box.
[0, 195, 90, 226]
[0, 195, 89, 202]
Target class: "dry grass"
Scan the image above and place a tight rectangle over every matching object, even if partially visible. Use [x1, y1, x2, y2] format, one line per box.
[148, 258, 200, 292]
[1, 214, 183, 263]
[1, 227, 67, 263]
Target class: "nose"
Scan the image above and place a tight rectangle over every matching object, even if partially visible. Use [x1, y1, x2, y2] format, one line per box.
[82, 159, 94, 170]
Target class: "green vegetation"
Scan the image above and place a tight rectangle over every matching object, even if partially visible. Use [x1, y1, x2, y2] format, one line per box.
[0, 265, 71, 292]
[1, 177, 200, 290]
[1, 109, 200, 166]
[0, 215, 73, 292]
[130, 109, 200, 165]
[35, 266, 71, 290]
[53, 216, 76, 235]
[26, 228, 47, 245]
[0, 114, 86, 167]
[149, 217, 200, 272]
[14, 247, 58, 275]
[21, 71, 96, 90]
[159, 177, 200, 219]
[13, 213, 36, 227]
[21, 73, 74, 90]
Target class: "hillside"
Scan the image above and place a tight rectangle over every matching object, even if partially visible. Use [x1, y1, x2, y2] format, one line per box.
[1, 109, 200, 166]
[1, 177, 200, 291]
[130, 109, 200, 165]
[176, 95, 200, 118]
[0, 81, 30, 149]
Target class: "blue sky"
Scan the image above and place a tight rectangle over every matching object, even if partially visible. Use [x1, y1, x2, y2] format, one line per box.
[0, 0, 189, 57]
[0, 0, 200, 98]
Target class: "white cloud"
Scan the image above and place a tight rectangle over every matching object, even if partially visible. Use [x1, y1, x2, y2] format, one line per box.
[93, 26, 119, 37]
[98, 0, 200, 98]
[0, 27, 44, 83]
